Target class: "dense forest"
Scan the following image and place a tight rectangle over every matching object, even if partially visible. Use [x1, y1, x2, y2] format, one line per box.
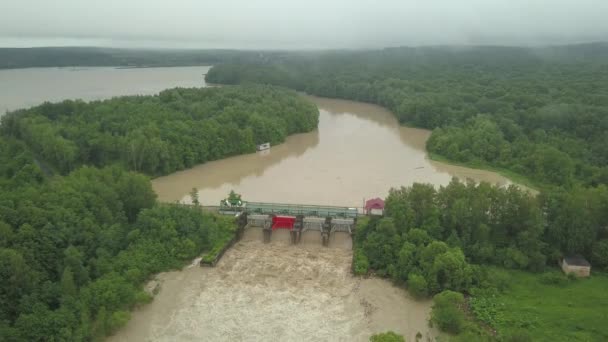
[206, 44, 608, 188]
[1, 85, 319, 176]
[0, 47, 275, 69]
[0, 84, 318, 340]
[0, 136, 237, 340]
[355, 180, 608, 290]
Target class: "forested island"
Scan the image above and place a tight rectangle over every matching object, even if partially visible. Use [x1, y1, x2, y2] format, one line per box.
[1, 85, 318, 175]
[0, 85, 318, 340]
[206, 44, 608, 341]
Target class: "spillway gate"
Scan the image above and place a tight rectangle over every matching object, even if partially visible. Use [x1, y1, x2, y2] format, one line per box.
[222, 201, 358, 246]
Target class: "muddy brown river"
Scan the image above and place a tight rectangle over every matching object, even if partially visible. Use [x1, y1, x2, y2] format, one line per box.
[153, 95, 518, 206]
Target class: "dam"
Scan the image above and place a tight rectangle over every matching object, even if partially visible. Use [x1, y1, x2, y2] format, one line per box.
[208, 198, 363, 248]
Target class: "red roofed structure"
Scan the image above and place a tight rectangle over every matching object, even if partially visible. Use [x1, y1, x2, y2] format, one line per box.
[271, 215, 296, 230]
[365, 198, 385, 216]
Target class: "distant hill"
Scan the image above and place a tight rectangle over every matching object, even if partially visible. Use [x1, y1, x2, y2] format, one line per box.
[0, 47, 270, 69]
[1, 43, 607, 70]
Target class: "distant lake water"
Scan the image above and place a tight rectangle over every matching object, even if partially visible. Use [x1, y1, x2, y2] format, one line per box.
[0, 66, 211, 115]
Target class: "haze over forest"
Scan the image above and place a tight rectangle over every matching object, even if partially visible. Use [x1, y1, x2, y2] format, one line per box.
[1, 0, 607, 49]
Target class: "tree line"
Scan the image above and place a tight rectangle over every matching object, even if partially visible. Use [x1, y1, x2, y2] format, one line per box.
[355, 180, 608, 293]
[1, 85, 319, 176]
[0, 47, 274, 69]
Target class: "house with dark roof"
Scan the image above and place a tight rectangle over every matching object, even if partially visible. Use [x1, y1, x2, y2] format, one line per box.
[561, 255, 591, 277]
[365, 198, 385, 216]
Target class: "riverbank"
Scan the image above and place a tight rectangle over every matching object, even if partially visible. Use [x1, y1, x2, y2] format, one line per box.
[428, 152, 541, 194]
[152, 95, 522, 206]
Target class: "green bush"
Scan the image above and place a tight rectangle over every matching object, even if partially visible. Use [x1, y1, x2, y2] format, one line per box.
[134, 290, 153, 305]
[369, 331, 405, 342]
[538, 272, 567, 286]
[407, 274, 428, 299]
[353, 248, 370, 275]
[431, 291, 466, 334]
[107, 310, 131, 334]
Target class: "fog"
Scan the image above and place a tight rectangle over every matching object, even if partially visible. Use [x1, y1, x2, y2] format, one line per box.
[1, 0, 607, 49]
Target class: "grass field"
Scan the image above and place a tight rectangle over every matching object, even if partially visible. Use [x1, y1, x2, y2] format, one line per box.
[471, 268, 608, 341]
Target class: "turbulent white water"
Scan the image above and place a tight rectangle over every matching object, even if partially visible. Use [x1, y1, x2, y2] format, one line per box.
[108, 229, 437, 342]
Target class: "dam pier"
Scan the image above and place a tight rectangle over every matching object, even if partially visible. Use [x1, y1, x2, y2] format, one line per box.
[224, 201, 359, 247]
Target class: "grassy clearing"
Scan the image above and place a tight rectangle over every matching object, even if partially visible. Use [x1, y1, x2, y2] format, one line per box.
[471, 268, 608, 341]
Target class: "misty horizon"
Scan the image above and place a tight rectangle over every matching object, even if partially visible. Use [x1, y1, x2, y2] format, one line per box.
[1, 0, 608, 50]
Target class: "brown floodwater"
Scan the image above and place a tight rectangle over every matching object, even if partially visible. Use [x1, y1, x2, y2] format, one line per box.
[153, 95, 520, 207]
[108, 228, 438, 342]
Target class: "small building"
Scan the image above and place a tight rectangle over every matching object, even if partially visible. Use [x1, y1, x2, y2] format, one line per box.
[365, 198, 385, 216]
[256, 142, 270, 151]
[561, 255, 591, 277]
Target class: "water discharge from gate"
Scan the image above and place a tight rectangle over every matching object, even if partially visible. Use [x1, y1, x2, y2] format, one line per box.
[108, 228, 437, 342]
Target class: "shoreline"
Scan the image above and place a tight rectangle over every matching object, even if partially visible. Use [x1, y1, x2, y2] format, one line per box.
[428, 152, 541, 194]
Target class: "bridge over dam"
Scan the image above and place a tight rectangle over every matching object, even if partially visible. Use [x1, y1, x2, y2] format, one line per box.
[208, 201, 364, 247]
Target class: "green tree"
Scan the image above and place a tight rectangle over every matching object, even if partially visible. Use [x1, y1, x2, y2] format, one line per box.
[431, 290, 466, 334]
[407, 274, 428, 299]
[362, 218, 401, 275]
[0, 248, 37, 322]
[60, 267, 78, 300]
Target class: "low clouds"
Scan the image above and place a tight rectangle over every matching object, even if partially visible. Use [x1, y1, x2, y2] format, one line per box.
[1, 0, 607, 48]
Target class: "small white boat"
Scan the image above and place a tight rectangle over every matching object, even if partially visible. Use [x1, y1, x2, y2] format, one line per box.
[256, 142, 270, 151]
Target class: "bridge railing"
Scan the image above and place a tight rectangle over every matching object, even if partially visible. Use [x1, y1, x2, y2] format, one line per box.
[244, 202, 358, 218]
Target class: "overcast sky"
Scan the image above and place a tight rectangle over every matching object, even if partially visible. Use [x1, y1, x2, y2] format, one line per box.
[1, 0, 607, 49]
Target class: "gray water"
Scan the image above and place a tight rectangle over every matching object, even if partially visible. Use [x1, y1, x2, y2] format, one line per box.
[0, 66, 211, 115]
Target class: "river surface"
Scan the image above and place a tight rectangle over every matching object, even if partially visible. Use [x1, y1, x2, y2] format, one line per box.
[108, 229, 438, 342]
[153, 95, 517, 207]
